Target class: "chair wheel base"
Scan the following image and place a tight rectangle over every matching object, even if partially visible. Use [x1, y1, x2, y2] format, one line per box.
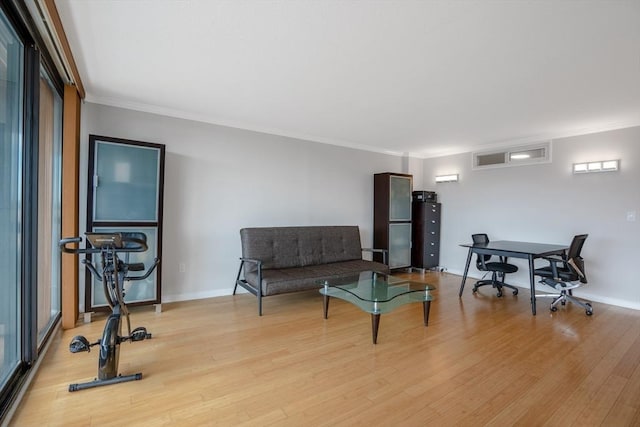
[473, 280, 518, 298]
[549, 300, 593, 316]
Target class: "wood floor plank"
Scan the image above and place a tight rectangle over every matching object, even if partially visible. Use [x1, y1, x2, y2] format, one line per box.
[9, 271, 640, 426]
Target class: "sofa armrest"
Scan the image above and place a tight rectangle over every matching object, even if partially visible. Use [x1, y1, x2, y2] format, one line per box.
[238, 257, 262, 284]
[362, 248, 388, 265]
[240, 257, 262, 267]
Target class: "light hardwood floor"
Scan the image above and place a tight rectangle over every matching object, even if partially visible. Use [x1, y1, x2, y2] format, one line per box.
[9, 272, 640, 426]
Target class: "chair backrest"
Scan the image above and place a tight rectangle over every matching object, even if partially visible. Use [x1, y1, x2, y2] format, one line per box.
[567, 234, 588, 283]
[567, 234, 588, 260]
[472, 233, 491, 269]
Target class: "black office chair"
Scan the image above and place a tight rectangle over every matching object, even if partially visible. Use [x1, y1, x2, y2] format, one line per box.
[471, 233, 519, 297]
[533, 234, 592, 315]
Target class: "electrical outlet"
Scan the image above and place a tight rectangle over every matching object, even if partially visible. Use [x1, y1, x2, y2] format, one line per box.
[627, 211, 637, 222]
[179, 262, 186, 273]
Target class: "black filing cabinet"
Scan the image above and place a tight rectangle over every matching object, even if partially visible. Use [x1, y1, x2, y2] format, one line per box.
[411, 198, 441, 269]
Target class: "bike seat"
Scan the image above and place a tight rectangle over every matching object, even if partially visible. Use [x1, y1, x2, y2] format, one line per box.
[127, 262, 145, 271]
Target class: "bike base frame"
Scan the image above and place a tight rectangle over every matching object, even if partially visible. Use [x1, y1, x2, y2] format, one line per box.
[68, 372, 142, 392]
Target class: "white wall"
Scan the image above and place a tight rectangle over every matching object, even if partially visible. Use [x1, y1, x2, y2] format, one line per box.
[79, 103, 639, 311]
[80, 103, 422, 307]
[422, 127, 640, 310]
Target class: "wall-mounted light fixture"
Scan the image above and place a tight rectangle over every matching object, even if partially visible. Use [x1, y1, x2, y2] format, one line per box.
[573, 159, 619, 174]
[435, 174, 459, 183]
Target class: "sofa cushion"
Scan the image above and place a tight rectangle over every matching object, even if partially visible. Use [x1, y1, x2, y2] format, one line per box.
[244, 259, 389, 296]
[240, 226, 363, 270]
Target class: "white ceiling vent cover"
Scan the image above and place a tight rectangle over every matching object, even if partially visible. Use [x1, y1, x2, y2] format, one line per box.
[472, 141, 551, 170]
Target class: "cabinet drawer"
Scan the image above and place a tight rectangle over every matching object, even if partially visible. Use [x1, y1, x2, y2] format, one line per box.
[425, 229, 439, 237]
[425, 249, 440, 258]
[426, 223, 439, 233]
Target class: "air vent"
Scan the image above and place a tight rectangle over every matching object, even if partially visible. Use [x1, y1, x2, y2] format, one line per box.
[476, 152, 507, 167]
[473, 141, 551, 170]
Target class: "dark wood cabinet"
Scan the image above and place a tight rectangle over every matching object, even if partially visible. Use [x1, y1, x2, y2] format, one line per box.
[373, 173, 413, 270]
[411, 200, 441, 269]
[86, 135, 165, 312]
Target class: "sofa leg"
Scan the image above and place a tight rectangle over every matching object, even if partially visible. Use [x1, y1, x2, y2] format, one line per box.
[233, 261, 244, 295]
[257, 269, 263, 315]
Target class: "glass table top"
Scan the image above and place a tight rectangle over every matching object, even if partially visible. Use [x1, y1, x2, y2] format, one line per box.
[318, 270, 435, 315]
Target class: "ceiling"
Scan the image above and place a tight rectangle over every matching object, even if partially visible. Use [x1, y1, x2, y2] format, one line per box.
[54, 0, 640, 158]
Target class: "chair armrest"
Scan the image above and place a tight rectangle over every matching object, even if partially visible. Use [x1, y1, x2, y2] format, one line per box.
[362, 248, 388, 265]
[540, 255, 566, 278]
[541, 255, 565, 263]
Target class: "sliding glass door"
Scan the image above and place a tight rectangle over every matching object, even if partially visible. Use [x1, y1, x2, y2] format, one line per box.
[1, 4, 64, 419]
[0, 8, 23, 401]
[37, 69, 62, 345]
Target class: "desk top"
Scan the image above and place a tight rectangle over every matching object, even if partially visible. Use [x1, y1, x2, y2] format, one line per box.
[460, 240, 568, 256]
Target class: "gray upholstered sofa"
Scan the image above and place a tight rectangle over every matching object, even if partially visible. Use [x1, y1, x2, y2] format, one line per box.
[234, 226, 389, 315]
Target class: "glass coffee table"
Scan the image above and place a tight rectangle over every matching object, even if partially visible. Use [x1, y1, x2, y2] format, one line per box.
[318, 271, 435, 344]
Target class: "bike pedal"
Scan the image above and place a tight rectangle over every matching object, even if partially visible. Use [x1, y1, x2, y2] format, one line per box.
[130, 327, 149, 342]
[69, 335, 91, 353]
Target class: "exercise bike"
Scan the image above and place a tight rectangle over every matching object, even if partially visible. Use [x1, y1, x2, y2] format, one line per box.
[59, 232, 160, 392]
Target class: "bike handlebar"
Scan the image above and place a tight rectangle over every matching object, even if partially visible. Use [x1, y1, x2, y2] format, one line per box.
[59, 234, 148, 254]
[59, 237, 83, 253]
[60, 233, 159, 282]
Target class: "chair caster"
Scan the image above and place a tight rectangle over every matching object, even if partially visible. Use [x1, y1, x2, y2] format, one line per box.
[69, 335, 91, 353]
[496, 290, 503, 297]
[585, 303, 593, 316]
[512, 289, 518, 295]
[550, 306, 558, 312]
[472, 286, 478, 293]
[130, 327, 151, 341]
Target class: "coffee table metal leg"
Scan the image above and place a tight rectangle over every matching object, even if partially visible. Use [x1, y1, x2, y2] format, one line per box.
[371, 313, 381, 344]
[423, 301, 431, 326]
[323, 294, 330, 319]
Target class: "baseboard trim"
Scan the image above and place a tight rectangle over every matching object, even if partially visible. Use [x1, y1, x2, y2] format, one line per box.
[447, 268, 640, 311]
[162, 287, 247, 303]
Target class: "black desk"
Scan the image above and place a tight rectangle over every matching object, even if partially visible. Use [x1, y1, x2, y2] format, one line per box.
[459, 240, 568, 315]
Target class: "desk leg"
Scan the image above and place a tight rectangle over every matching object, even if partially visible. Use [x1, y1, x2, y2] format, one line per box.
[459, 248, 473, 297]
[529, 255, 536, 315]
[371, 314, 381, 344]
